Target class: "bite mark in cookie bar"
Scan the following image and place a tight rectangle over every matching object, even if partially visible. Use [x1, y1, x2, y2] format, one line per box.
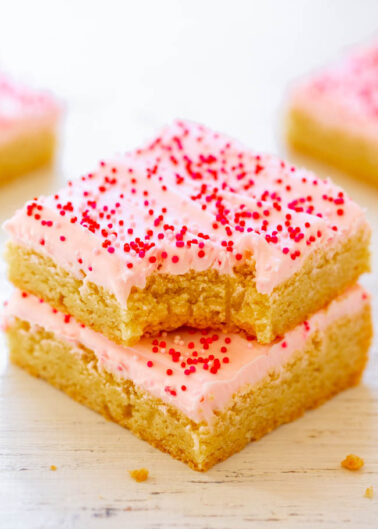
[0, 75, 60, 182]
[287, 43, 378, 184]
[4, 286, 372, 470]
[4, 121, 370, 344]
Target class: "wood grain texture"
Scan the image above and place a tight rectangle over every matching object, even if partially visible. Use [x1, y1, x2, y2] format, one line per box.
[1, 1, 378, 527]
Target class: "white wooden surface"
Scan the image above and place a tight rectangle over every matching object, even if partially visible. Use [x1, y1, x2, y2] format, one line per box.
[0, 1, 378, 527]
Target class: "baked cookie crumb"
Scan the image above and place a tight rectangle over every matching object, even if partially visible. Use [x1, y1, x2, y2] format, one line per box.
[341, 454, 364, 471]
[129, 468, 149, 482]
[50, 465, 57, 471]
[364, 486, 374, 499]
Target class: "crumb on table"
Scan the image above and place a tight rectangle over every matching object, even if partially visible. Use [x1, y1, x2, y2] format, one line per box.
[364, 486, 374, 499]
[128, 468, 149, 482]
[50, 465, 57, 471]
[341, 454, 364, 471]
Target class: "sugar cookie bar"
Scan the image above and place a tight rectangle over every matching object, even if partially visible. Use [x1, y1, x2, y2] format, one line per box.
[287, 43, 378, 185]
[4, 121, 370, 345]
[4, 285, 372, 471]
[0, 74, 60, 183]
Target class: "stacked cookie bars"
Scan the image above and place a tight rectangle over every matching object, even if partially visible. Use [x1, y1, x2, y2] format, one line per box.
[4, 120, 372, 471]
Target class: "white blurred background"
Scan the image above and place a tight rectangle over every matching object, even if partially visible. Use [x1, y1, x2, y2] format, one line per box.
[0, 0, 377, 173]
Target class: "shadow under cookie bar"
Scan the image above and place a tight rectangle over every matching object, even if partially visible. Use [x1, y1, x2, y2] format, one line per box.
[5, 286, 372, 471]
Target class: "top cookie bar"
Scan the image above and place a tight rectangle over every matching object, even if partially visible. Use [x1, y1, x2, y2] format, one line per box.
[287, 43, 378, 184]
[4, 120, 370, 345]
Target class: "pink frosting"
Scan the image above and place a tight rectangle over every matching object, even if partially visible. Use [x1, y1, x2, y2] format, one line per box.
[289, 42, 378, 141]
[0, 74, 61, 146]
[3, 285, 369, 424]
[3, 120, 368, 301]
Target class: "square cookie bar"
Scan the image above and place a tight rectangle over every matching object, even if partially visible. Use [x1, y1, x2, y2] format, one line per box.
[287, 43, 378, 185]
[4, 285, 372, 471]
[0, 74, 60, 183]
[4, 121, 370, 345]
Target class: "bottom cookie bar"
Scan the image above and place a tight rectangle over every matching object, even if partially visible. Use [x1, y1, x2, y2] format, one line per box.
[4, 286, 372, 471]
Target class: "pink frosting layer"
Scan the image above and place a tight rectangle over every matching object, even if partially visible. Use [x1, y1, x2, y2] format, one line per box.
[0, 74, 61, 146]
[289, 42, 378, 141]
[4, 285, 369, 424]
[4, 120, 368, 301]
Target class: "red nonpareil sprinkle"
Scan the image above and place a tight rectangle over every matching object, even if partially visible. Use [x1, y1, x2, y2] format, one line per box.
[166, 369, 173, 376]
[147, 361, 153, 368]
[171, 255, 179, 263]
